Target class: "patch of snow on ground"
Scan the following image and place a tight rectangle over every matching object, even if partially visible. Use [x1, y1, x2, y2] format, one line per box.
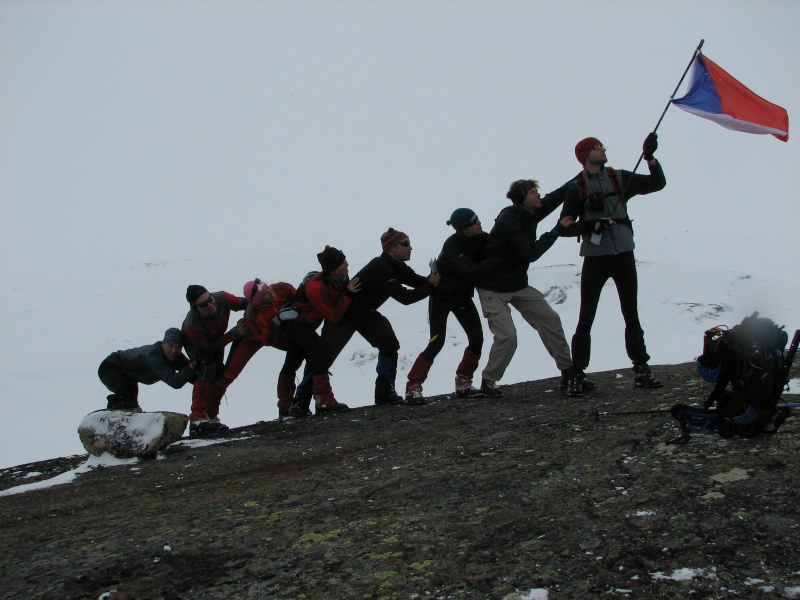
[651, 567, 717, 581]
[0, 454, 136, 497]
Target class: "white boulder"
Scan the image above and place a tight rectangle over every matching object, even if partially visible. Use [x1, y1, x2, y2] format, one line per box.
[78, 410, 189, 459]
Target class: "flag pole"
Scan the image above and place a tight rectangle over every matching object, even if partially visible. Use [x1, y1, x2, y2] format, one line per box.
[629, 38, 705, 175]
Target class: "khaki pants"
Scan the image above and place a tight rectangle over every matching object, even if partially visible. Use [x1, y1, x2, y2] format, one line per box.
[477, 286, 572, 383]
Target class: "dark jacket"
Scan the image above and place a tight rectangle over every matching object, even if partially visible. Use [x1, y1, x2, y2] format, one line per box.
[182, 291, 248, 356]
[560, 160, 666, 257]
[105, 343, 195, 388]
[435, 231, 499, 303]
[477, 183, 570, 293]
[348, 253, 434, 317]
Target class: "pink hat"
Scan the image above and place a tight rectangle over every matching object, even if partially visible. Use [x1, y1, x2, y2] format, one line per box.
[244, 279, 270, 305]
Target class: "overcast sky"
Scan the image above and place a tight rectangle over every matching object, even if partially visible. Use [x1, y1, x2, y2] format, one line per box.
[2, 0, 798, 277]
[0, 0, 798, 468]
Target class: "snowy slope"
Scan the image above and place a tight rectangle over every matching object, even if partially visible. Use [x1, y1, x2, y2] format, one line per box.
[1, 229, 797, 469]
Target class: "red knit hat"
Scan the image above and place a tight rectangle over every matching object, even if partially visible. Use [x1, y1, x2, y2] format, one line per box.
[575, 137, 602, 165]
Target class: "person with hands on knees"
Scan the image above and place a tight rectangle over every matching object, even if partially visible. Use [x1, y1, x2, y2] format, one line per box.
[182, 285, 251, 434]
[559, 133, 666, 394]
[98, 327, 197, 412]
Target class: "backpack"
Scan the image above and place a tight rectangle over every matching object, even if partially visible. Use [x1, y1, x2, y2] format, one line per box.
[271, 271, 320, 326]
[573, 168, 632, 238]
[290, 271, 320, 305]
[574, 167, 625, 212]
[671, 313, 797, 442]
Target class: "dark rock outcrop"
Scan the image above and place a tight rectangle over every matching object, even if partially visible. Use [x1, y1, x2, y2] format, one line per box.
[1, 362, 799, 599]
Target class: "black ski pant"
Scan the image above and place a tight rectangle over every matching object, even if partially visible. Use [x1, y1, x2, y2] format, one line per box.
[280, 320, 328, 378]
[421, 296, 483, 362]
[296, 310, 400, 397]
[98, 359, 139, 404]
[571, 250, 650, 371]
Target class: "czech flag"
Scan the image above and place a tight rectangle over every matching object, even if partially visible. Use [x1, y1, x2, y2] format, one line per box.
[672, 52, 789, 142]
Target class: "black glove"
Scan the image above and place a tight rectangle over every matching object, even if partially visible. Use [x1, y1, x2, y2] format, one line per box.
[642, 132, 658, 161]
[227, 322, 251, 341]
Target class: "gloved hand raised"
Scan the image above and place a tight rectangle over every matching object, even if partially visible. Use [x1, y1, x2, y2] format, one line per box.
[642, 132, 658, 160]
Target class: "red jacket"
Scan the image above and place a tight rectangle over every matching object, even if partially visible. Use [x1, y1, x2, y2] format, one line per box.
[243, 282, 296, 346]
[294, 274, 353, 329]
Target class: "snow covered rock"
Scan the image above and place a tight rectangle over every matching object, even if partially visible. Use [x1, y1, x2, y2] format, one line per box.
[77, 410, 189, 459]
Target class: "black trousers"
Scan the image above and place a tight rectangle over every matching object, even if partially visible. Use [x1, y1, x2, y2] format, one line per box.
[280, 321, 328, 377]
[421, 296, 483, 362]
[321, 310, 400, 377]
[98, 359, 138, 403]
[296, 310, 400, 397]
[571, 251, 649, 371]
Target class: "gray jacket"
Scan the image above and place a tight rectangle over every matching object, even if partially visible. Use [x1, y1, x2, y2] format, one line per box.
[105, 342, 195, 389]
[561, 160, 666, 257]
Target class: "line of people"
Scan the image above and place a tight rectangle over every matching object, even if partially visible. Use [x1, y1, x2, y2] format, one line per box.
[97, 133, 666, 435]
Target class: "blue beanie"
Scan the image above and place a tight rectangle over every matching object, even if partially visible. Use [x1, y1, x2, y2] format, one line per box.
[162, 328, 183, 345]
[447, 208, 476, 232]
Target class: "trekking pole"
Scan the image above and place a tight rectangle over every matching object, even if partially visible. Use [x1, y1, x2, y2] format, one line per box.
[592, 407, 672, 421]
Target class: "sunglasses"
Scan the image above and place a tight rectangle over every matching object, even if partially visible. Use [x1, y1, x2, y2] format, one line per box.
[583, 143, 604, 151]
[467, 216, 479, 226]
[250, 278, 262, 300]
[195, 295, 215, 309]
[397, 241, 411, 247]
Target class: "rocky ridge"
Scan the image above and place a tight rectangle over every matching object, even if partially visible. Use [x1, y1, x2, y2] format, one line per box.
[1, 361, 799, 600]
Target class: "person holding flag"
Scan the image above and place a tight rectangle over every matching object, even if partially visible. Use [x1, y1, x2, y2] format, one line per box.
[559, 134, 666, 394]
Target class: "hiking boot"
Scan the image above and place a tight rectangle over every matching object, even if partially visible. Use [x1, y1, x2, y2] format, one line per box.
[558, 371, 570, 392]
[568, 369, 596, 396]
[565, 371, 582, 398]
[633, 364, 663, 389]
[375, 375, 404, 406]
[277, 373, 296, 419]
[577, 371, 596, 393]
[455, 374, 483, 398]
[106, 394, 142, 412]
[404, 389, 428, 405]
[375, 392, 404, 406]
[288, 399, 312, 418]
[189, 420, 229, 435]
[316, 401, 351, 415]
[480, 378, 503, 398]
